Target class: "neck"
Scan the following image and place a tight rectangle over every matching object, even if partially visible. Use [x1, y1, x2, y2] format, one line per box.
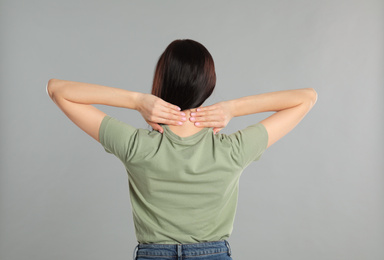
[167, 109, 206, 137]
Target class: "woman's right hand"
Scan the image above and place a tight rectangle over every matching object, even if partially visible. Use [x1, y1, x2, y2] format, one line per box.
[189, 101, 234, 134]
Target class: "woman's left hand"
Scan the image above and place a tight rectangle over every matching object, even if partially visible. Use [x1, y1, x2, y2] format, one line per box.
[189, 101, 233, 134]
[136, 93, 186, 133]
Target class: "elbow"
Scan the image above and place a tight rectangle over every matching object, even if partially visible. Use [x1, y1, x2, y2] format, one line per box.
[305, 88, 318, 107]
[46, 78, 60, 100]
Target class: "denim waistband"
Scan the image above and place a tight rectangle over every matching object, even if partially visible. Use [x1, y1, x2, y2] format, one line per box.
[133, 240, 231, 259]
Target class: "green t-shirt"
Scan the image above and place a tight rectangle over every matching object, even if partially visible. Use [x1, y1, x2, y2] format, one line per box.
[99, 115, 268, 244]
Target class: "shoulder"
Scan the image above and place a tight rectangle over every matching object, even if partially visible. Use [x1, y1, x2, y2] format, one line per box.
[99, 115, 161, 146]
[214, 123, 269, 166]
[100, 115, 153, 136]
[216, 123, 268, 144]
[98, 115, 162, 160]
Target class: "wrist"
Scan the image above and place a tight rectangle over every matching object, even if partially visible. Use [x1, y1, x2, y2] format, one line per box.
[132, 92, 144, 111]
[227, 99, 237, 118]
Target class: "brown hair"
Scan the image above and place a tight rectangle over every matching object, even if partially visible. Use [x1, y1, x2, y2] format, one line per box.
[151, 39, 216, 111]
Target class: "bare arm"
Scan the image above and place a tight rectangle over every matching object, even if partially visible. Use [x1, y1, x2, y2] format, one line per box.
[47, 78, 186, 141]
[190, 88, 318, 148]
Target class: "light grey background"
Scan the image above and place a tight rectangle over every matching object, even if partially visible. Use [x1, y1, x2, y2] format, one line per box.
[1, 1, 383, 259]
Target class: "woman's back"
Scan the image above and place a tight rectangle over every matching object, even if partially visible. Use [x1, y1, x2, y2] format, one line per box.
[47, 39, 317, 259]
[99, 115, 268, 244]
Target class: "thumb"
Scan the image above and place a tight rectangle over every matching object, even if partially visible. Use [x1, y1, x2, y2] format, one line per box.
[148, 122, 164, 133]
[213, 127, 223, 135]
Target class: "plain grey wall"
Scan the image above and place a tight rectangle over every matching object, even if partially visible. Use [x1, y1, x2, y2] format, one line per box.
[1, 0, 383, 259]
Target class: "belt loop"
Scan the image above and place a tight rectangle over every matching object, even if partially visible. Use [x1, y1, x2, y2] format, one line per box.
[225, 240, 232, 256]
[177, 243, 182, 259]
[133, 244, 139, 260]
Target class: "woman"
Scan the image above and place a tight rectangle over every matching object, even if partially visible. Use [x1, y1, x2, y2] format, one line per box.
[47, 39, 317, 260]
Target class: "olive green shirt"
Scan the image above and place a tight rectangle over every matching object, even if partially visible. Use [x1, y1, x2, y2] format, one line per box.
[99, 115, 268, 244]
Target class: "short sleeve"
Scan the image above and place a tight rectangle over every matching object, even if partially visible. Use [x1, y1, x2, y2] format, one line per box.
[98, 115, 138, 162]
[228, 123, 269, 168]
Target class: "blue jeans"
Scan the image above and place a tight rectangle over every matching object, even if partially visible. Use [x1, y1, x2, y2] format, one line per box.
[133, 240, 233, 260]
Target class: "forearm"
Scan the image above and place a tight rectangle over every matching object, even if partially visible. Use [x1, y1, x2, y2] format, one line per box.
[47, 78, 141, 110]
[229, 88, 317, 117]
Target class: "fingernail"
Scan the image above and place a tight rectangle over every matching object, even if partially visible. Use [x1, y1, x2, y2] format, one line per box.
[191, 112, 196, 116]
[195, 122, 200, 126]
[197, 108, 201, 112]
[178, 121, 183, 125]
[190, 117, 195, 121]
[177, 107, 181, 111]
[181, 117, 186, 121]
[181, 112, 186, 116]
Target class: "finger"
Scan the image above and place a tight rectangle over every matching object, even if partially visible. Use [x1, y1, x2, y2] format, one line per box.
[160, 106, 186, 117]
[155, 110, 187, 123]
[190, 109, 218, 117]
[152, 100, 184, 119]
[213, 127, 223, 134]
[148, 122, 164, 133]
[161, 101, 182, 113]
[153, 101, 186, 117]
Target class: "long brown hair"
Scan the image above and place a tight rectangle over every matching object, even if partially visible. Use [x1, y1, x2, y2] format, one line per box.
[151, 39, 216, 111]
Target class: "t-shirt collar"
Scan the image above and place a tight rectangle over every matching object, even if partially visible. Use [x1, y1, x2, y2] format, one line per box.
[162, 125, 211, 145]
